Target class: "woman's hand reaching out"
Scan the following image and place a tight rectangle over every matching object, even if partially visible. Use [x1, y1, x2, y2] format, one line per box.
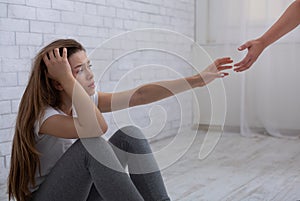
[196, 57, 233, 87]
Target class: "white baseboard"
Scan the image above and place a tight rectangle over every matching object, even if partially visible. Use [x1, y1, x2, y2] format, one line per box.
[194, 124, 300, 137]
[193, 124, 239, 133]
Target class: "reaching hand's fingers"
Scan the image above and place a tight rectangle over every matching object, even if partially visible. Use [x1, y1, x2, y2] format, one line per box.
[236, 55, 251, 67]
[234, 66, 249, 72]
[234, 63, 250, 72]
[234, 61, 253, 72]
[234, 55, 251, 68]
[214, 57, 233, 66]
[218, 65, 233, 71]
[218, 72, 229, 77]
[233, 61, 242, 67]
[234, 57, 254, 72]
[222, 72, 229, 77]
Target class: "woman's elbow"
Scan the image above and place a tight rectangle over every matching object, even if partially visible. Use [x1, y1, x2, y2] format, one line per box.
[100, 123, 108, 135]
[87, 121, 108, 137]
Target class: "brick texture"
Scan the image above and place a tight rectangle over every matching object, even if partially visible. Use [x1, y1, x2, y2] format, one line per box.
[0, 0, 195, 199]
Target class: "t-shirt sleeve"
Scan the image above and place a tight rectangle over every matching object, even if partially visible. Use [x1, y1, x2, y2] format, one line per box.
[34, 107, 61, 139]
[34, 93, 99, 138]
[91, 92, 98, 106]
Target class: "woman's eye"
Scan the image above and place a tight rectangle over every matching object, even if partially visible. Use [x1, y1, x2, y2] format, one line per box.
[77, 67, 84, 74]
[88, 64, 92, 69]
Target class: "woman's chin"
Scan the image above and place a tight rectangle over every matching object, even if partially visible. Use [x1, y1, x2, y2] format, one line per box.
[87, 89, 96, 96]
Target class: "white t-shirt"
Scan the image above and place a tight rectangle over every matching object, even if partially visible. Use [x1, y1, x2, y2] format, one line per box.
[30, 93, 98, 192]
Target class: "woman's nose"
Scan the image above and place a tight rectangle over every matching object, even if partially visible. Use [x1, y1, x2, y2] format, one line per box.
[86, 68, 94, 80]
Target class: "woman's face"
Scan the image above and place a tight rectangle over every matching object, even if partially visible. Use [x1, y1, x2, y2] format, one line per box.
[68, 50, 95, 96]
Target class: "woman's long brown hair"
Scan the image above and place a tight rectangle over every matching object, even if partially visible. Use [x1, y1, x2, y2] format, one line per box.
[8, 39, 85, 201]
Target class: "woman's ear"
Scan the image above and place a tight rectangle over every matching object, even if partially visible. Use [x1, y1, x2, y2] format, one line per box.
[52, 80, 64, 91]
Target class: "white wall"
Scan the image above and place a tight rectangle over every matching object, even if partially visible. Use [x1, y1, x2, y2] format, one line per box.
[194, 45, 245, 128]
[196, 43, 300, 130]
[0, 0, 195, 199]
[194, 0, 300, 132]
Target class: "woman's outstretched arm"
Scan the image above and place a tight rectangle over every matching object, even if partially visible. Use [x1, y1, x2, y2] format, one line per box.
[98, 57, 232, 112]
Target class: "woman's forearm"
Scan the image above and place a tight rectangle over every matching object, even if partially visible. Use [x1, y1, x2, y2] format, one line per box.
[108, 57, 231, 111]
[61, 75, 108, 136]
[133, 75, 200, 106]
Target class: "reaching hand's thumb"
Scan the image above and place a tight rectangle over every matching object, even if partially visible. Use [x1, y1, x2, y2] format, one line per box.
[238, 41, 251, 51]
[218, 72, 228, 77]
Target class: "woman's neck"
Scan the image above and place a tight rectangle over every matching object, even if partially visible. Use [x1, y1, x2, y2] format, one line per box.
[59, 93, 73, 115]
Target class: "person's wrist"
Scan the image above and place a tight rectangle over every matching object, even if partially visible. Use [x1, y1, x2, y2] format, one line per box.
[257, 36, 269, 49]
[59, 73, 75, 87]
[194, 74, 205, 87]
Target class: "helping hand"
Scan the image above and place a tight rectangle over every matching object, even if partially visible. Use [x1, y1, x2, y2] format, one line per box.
[234, 39, 266, 72]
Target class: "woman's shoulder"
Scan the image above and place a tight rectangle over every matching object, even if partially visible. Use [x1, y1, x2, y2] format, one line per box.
[43, 106, 64, 119]
[34, 106, 64, 138]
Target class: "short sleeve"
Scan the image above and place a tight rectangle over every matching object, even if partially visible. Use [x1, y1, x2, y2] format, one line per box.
[34, 107, 61, 138]
[91, 92, 98, 106]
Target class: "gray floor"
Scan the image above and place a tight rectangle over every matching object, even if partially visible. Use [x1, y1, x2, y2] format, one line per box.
[1, 131, 300, 201]
[158, 131, 300, 201]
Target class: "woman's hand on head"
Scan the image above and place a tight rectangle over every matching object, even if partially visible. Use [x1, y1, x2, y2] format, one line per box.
[43, 48, 73, 83]
[197, 57, 233, 87]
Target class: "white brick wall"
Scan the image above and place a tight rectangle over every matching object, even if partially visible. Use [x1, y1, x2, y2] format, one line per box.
[8, 4, 36, 20]
[36, 8, 60, 22]
[0, 18, 29, 31]
[0, 0, 195, 199]
[0, 31, 15, 45]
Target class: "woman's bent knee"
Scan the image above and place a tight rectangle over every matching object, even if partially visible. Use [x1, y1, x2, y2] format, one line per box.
[110, 126, 152, 155]
[117, 126, 146, 140]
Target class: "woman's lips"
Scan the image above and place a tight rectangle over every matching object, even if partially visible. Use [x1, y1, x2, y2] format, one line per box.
[88, 82, 95, 88]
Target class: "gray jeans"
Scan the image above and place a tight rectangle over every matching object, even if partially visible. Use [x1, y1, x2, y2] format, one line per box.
[31, 126, 170, 201]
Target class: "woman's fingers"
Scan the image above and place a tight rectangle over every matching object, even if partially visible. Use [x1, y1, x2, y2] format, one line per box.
[218, 72, 229, 77]
[43, 54, 50, 64]
[42, 54, 54, 78]
[218, 65, 233, 71]
[62, 48, 67, 59]
[53, 48, 60, 58]
[46, 48, 64, 63]
[48, 49, 55, 60]
[214, 57, 233, 66]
